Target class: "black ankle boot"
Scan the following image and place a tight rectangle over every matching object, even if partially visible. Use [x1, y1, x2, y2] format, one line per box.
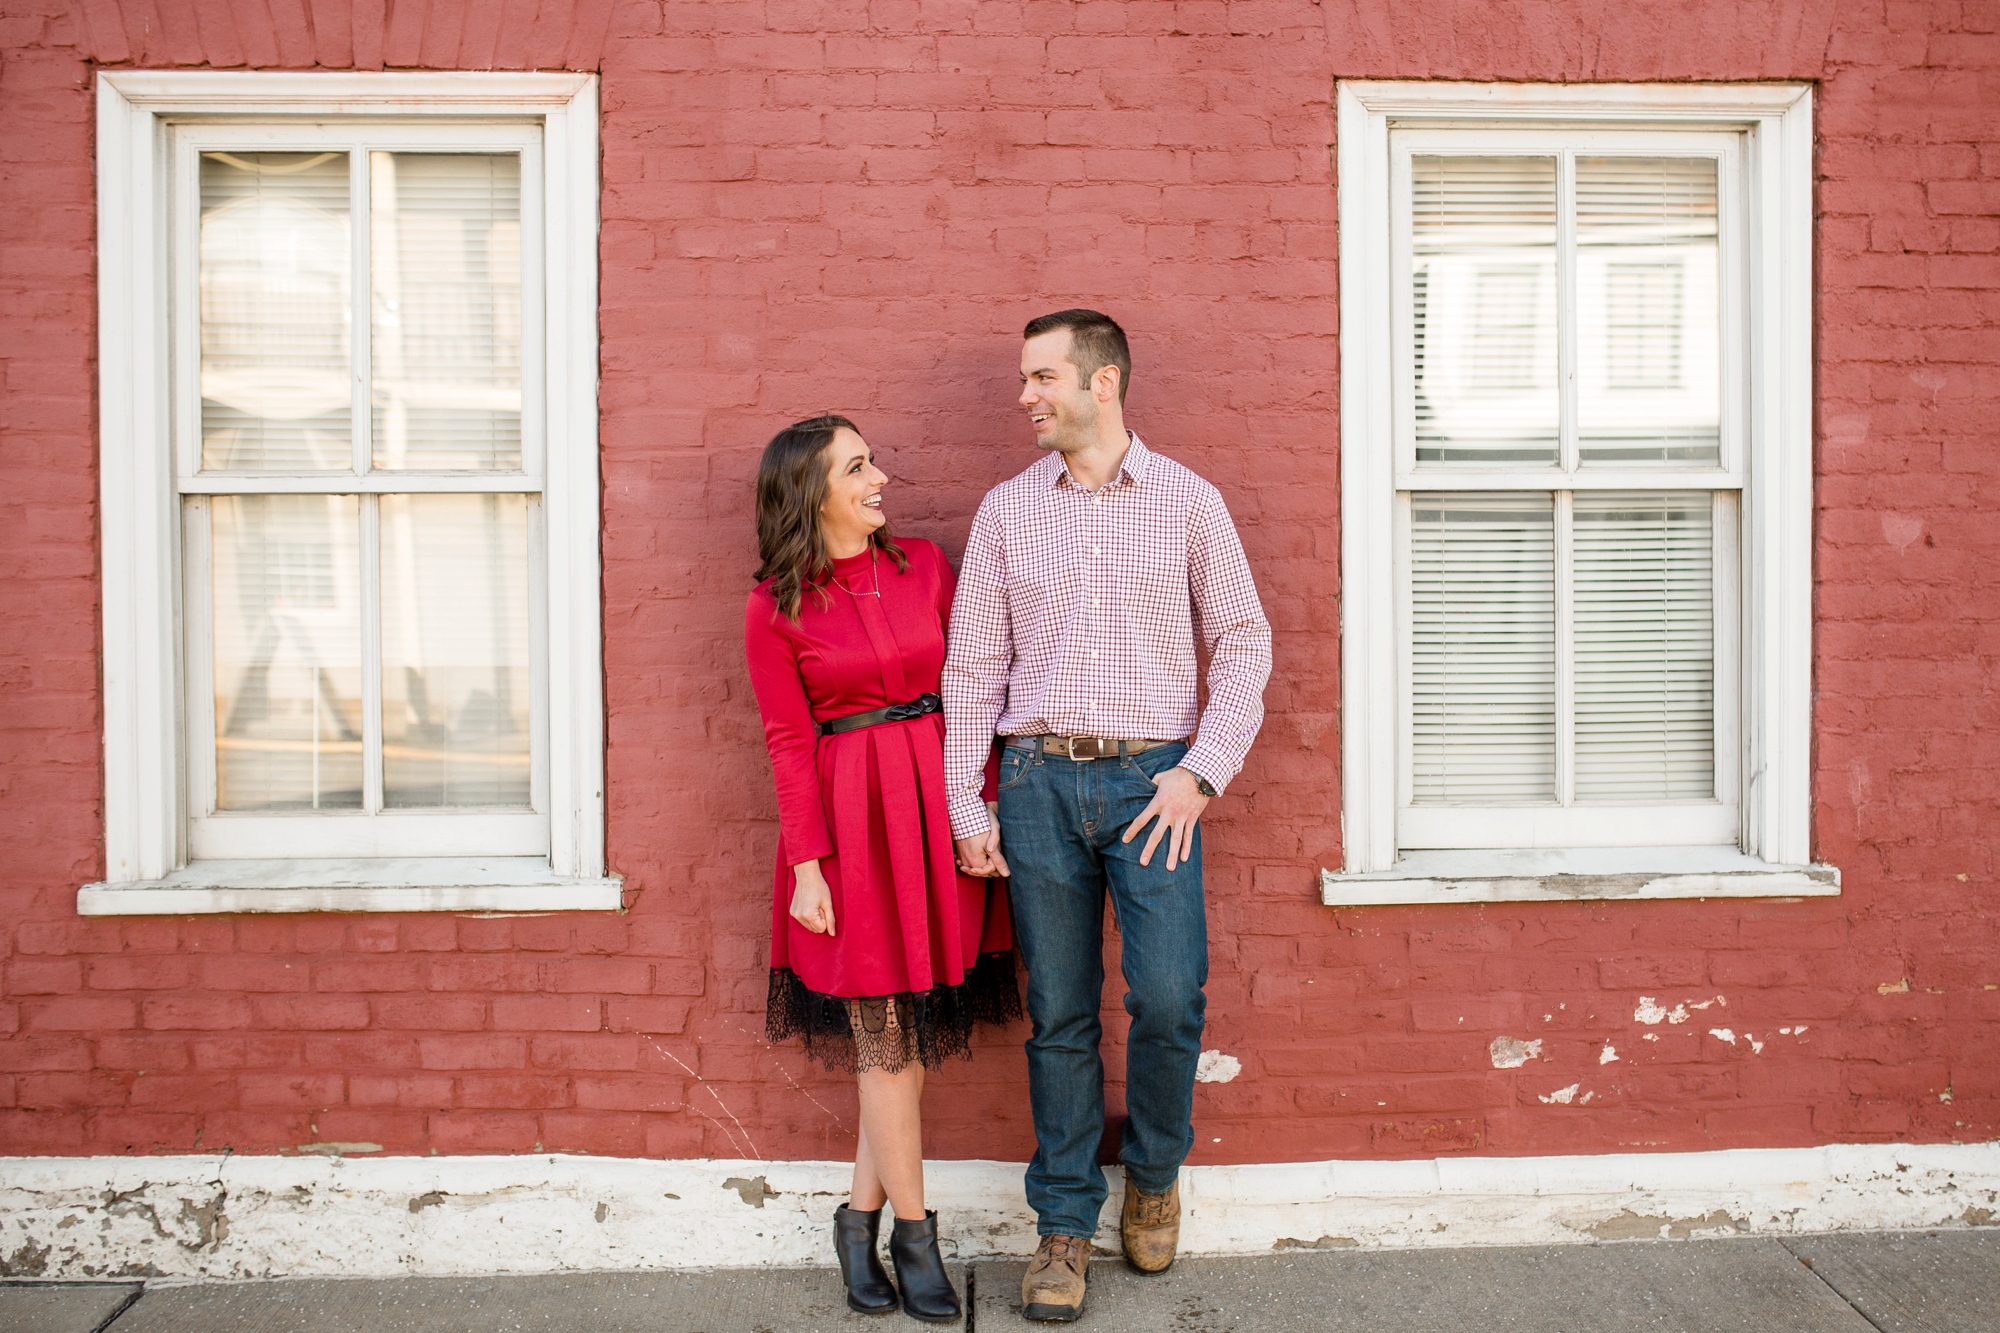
[888, 1210, 961, 1323]
[834, 1204, 898, 1315]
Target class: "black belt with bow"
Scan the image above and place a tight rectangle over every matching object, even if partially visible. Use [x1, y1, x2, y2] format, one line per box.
[818, 692, 944, 737]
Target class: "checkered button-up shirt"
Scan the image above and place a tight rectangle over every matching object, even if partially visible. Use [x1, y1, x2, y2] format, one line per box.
[941, 433, 1272, 838]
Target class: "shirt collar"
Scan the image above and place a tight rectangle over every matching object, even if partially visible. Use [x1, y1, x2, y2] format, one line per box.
[1048, 431, 1151, 492]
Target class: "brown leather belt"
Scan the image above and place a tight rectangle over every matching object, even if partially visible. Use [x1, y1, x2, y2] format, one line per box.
[1005, 735, 1185, 761]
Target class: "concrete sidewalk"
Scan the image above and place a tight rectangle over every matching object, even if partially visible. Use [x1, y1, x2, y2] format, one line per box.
[3, 1230, 1993, 1332]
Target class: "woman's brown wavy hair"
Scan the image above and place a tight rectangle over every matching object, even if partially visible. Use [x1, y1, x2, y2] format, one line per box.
[754, 415, 907, 621]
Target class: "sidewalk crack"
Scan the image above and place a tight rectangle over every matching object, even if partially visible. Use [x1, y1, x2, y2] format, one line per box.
[965, 1260, 976, 1332]
[1782, 1240, 1890, 1333]
[92, 1286, 145, 1333]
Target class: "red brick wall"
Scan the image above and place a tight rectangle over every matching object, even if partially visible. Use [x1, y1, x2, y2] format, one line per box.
[2, 0, 1995, 1164]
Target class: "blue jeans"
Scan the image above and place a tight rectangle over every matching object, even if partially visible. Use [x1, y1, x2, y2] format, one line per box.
[996, 739, 1207, 1238]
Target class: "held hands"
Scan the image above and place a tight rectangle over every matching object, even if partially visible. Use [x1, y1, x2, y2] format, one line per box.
[1122, 766, 1210, 871]
[789, 860, 835, 935]
[955, 802, 1010, 878]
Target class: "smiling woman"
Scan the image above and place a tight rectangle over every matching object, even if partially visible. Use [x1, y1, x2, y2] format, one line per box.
[742, 414, 1016, 1321]
[750, 415, 904, 620]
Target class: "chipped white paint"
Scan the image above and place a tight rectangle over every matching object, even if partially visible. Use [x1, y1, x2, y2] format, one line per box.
[1540, 1084, 1581, 1105]
[1634, 997, 1679, 1025]
[1710, 1028, 1738, 1045]
[1488, 1036, 1544, 1069]
[1195, 1050, 1242, 1084]
[1599, 1043, 1620, 1065]
[1748, 1034, 1766, 1054]
[1636, 995, 1724, 1026]
[3, 1145, 1998, 1278]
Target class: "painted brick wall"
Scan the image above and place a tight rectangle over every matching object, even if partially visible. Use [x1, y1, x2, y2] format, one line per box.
[1, 0, 1995, 1167]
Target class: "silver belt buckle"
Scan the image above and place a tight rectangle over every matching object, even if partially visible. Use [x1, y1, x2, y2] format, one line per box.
[1063, 735, 1088, 761]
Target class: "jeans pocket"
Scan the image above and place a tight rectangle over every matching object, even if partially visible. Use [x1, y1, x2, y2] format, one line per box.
[1134, 742, 1189, 785]
[998, 748, 1033, 791]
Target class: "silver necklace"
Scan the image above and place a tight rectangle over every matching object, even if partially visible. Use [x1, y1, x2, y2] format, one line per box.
[832, 547, 882, 599]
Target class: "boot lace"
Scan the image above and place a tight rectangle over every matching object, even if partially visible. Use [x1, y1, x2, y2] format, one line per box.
[1032, 1234, 1089, 1274]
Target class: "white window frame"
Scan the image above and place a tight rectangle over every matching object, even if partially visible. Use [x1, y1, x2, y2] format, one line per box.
[85, 72, 616, 915]
[1328, 81, 1834, 906]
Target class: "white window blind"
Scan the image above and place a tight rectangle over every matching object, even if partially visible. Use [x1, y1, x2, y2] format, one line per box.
[1572, 492, 1715, 801]
[180, 129, 549, 862]
[370, 152, 523, 471]
[1392, 129, 1742, 852]
[1412, 156, 1558, 465]
[1410, 493, 1556, 803]
[197, 151, 352, 472]
[1576, 157, 1721, 466]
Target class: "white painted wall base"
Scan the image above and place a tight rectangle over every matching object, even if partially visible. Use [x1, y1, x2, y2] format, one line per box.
[2, 1144, 1995, 1280]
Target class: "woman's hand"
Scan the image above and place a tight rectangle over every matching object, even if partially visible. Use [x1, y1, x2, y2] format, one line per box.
[790, 860, 836, 935]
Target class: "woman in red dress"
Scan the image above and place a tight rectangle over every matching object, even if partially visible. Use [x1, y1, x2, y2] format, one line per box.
[744, 415, 1018, 1322]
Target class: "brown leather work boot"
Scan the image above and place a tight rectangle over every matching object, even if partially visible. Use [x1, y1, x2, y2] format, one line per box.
[1020, 1233, 1090, 1322]
[1121, 1178, 1181, 1274]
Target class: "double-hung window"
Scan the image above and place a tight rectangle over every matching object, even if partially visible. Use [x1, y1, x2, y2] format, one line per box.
[87, 73, 614, 914]
[1331, 83, 1830, 904]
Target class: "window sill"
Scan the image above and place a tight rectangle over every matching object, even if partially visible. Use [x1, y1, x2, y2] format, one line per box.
[77, 858, 624, 916]
[1320, 847, 1839, 907]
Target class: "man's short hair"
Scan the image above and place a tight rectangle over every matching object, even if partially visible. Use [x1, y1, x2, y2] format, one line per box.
[1024, 309, 1131, 404]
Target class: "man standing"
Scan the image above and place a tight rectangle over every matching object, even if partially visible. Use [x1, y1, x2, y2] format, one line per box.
[942, 310, 1271, 1322]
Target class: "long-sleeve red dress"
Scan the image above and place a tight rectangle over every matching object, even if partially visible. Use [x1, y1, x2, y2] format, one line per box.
[744, 537, 1018, 1072]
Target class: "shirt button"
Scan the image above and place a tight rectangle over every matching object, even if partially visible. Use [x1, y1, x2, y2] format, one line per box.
[1089, 650, 1098, 658]
[1091, 598, 1099, 608]
[1091, 546, 1100, 555]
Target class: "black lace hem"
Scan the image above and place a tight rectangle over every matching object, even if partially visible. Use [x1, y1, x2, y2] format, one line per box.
[765, 952, 1023, 1074]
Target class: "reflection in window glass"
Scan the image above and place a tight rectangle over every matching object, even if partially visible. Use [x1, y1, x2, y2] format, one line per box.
[198, 152, 353, 471]
[371, 153, 522, 471]
[1577, 157, 1720, 465]
[211, 495, 364, 809]
[1410, 493, 1557, 803]
[1412, 156, 1558, 465]
[379, 493, 532, 807]
[1606, 264, 1685, 388]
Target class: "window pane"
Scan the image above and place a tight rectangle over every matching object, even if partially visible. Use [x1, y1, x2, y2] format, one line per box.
[199, 152, 352, 471]
[380, 494, 532, 807]
[211, 495, 364, 810]
[1411, 493, 1556, 803]
[1576, 158, 1721, 466]
[371, 153, 523, 470]
[1411, 156, 1558, 466]
[1573, 493, 1715, 799]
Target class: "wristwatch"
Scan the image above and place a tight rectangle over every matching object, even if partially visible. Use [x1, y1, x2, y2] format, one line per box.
[1188, 771, 1218, 798]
